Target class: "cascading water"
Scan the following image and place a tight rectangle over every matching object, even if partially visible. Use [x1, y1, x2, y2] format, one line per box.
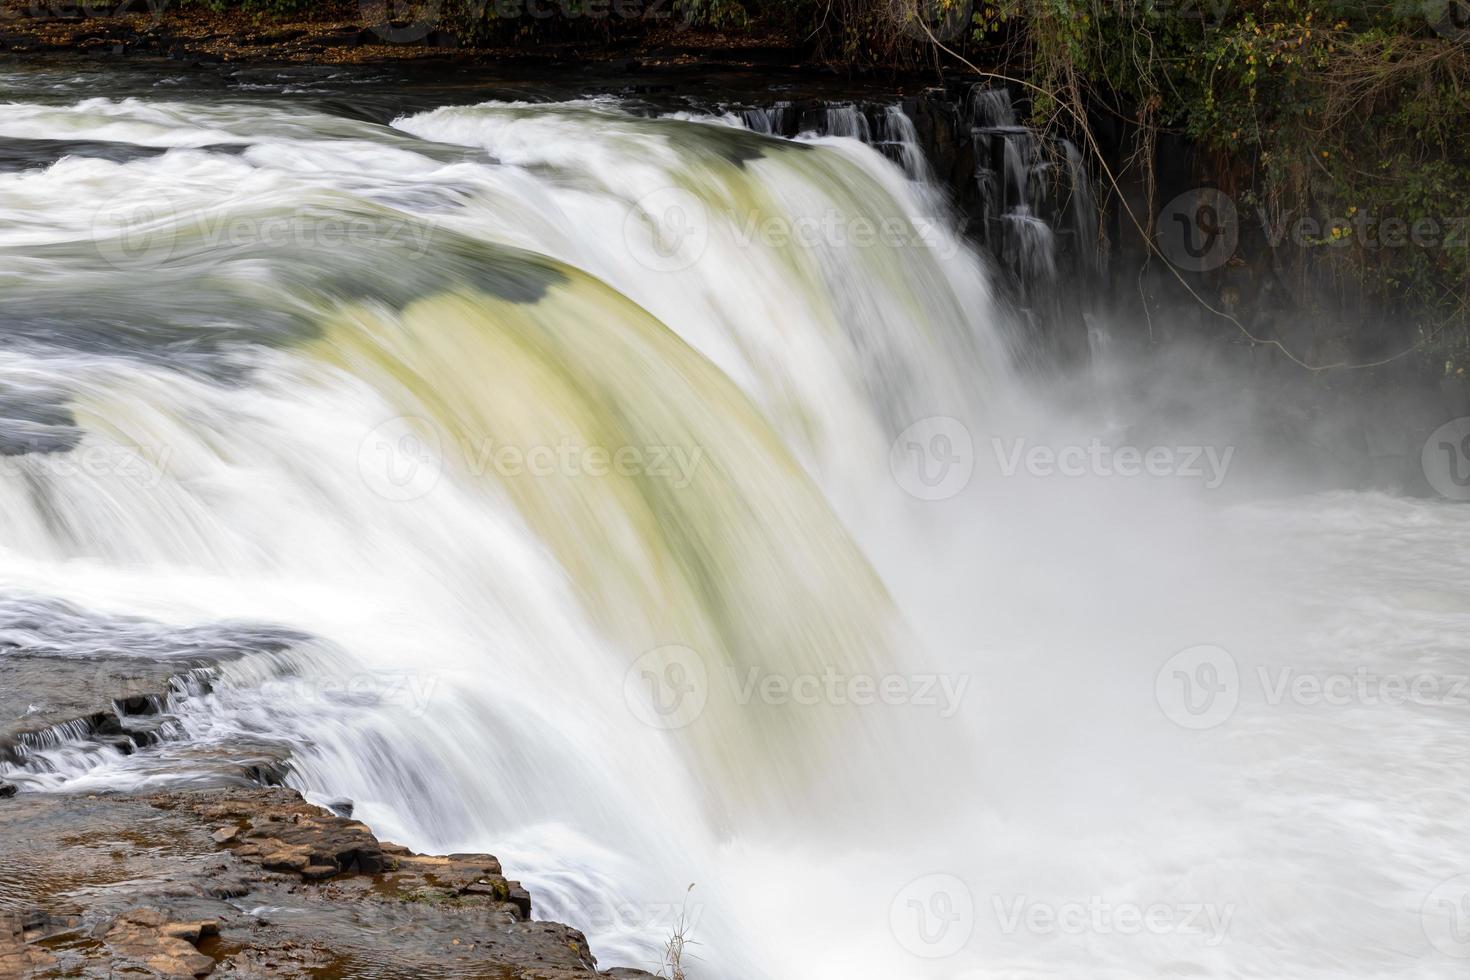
[0, 68, 998, 978]
[1, 63, 1468, 980]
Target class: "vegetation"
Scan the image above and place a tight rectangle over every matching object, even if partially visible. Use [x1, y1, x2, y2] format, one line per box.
[171, 0, 1470, 364]
[992, 0, 1470, 366]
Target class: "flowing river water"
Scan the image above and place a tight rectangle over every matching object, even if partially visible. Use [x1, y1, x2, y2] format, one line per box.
[0, 60, 1468, 979]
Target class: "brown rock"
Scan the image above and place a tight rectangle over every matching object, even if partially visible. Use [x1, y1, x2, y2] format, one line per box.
[2, 789, 664, 978]
[260, 848, 311, 873]
[104, 907, 217, 977]
[0, 911, 59, 974]
[507, 884, 532, 920]
[160, 919, 220, 944]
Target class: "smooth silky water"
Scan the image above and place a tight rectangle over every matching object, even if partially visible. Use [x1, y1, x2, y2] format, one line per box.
[0, 60, 1466, 979]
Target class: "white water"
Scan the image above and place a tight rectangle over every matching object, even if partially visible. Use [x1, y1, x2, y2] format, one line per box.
[0, 71, 1467, 980]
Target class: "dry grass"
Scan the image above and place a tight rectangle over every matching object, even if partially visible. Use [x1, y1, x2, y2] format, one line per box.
[660, 884, 698, 980]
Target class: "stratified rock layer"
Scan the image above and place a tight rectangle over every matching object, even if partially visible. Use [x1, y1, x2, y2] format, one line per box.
[0, 788, 657, 978]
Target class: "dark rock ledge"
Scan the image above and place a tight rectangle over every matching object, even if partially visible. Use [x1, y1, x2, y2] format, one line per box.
[0, 787, 658, 978]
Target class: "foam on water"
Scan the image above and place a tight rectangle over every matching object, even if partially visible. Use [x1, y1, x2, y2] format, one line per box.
[0, 74, 1464, 980]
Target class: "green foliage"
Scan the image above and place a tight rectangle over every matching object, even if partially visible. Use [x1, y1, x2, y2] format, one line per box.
[987, 0, 1470, 355]
[186, 0, 315, 15]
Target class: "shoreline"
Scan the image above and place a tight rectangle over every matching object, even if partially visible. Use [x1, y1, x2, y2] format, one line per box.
[1, 786, 660, 977]
[0, 658, 660, 978]
[0, 2, 828, 72]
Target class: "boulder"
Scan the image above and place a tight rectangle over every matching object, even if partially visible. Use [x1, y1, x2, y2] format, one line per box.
[103, 907, 216, 977]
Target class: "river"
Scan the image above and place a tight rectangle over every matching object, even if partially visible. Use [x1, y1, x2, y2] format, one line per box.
[0, 58, 1467, 979]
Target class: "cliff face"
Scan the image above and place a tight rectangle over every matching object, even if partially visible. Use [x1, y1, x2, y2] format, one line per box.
[0, 654, 658, 979]
[1, 788, 664, 977]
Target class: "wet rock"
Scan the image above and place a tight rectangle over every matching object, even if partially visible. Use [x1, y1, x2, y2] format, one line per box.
[0, 782, 16, 798]
[242, 28, 306, 45]
[198, 791, 385, 879]
[0, 790, 660, 978]
[258, 847, 311, 873]
[103, 907, 217, 977]
[322, 796, 354, 818]
[161, 918, 220, 944]
[0, 915, 56, 973]
[203, 877, 251, 899]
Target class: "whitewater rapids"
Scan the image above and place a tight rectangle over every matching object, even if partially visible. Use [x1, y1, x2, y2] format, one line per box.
[0, 63, 1466, 980]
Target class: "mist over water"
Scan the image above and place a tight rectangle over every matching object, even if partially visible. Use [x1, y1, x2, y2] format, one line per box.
[0, 63, 1467, 980]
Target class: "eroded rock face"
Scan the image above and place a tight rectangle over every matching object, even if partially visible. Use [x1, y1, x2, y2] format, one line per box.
[151, 788, 538, 920]
[0, 911, 67, 975]
[101, 908, 218, 977]
[0, 789, 658, 979]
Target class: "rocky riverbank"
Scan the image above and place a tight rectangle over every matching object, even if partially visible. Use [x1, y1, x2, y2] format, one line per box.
[0, 628, 659, 978]
[0, 0, 806, 68]
[0, 786, 659, 977]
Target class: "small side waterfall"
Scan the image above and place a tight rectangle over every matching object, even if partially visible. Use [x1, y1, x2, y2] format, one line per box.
[968, 87, 1101, 291]
[728, 83, 1101, 361]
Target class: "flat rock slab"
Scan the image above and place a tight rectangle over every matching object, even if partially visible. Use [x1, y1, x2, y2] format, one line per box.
[0, 789, 657, 978]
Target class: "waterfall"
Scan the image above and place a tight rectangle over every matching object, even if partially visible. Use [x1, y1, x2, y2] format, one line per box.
[0, 82, 1001, 978]
[3, 66, 1466, 980]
